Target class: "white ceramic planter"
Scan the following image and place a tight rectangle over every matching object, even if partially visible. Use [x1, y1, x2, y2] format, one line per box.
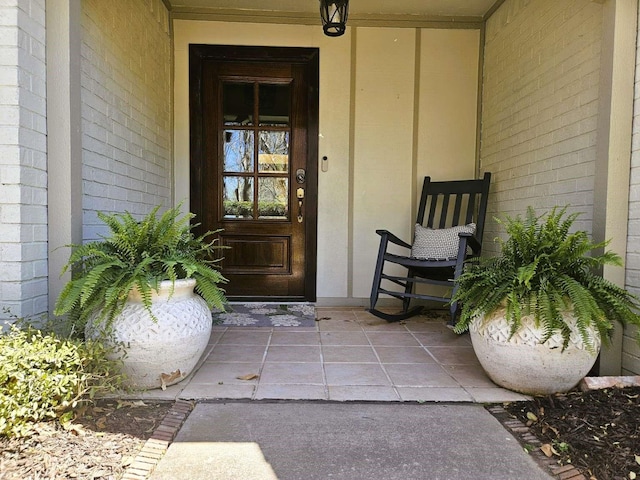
[86, 278, 212, 390]
[469, 308, 600, 395]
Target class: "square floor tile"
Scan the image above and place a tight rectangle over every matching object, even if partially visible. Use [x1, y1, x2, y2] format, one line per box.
[357, 318, 407, 331]
[396, 387, 473, 402]
[270, 331, 320, 345]
[403, 318, 452, 333]
[375, 346, 435, 364]
[328, 385, 400, 401]
[179, 383, 255, 400]
[260, 362, 324, 384]
[265, 345, 321, 362]
[207, 331, 225, 345]
[322, 346, 378, 363]
[324, 363, 390, 386]
[317, 318, 363, 331]
[414, 332, 471, 347]
[320, 331, 369, 345]
[427, 346, 480, 365]
[255, 384, 327, 400]
[218, 330, 272, 345]
[188, 362, 262, 385]
[466, 388, 531, 403]
[442, 365, 496, 387]
[366, 332, 420, 346]
[384, 363, 459, 388]
[207, 344, 267, 363]
[315, 309, 359, 321]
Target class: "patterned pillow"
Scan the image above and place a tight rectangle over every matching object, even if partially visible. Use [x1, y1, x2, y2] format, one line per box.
[410, 223, 476, 260]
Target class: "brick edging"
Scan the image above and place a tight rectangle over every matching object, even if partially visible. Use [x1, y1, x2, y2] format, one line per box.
[486, 405, 587, 480]
[120, 399, 195, 480]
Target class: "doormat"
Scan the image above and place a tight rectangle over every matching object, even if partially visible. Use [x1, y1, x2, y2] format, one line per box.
[212, 303, 316, 327]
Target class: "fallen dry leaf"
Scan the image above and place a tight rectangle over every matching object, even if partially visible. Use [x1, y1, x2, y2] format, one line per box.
[540, 444, 558, 458]
[160, 370, 183, 390]
[95, 416, 108, 429]
[237, 373, 259, 381]
[62, 423, 87, 436]
[117, 400, 147, 409]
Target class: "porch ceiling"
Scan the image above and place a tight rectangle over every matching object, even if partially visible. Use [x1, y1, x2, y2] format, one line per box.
[167, 0, 499, 21]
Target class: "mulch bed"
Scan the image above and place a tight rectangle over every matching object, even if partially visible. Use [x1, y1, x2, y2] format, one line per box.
[502, 386, 640, 480]
[0, 400, 172, 480]
[2, 388, 640, 479]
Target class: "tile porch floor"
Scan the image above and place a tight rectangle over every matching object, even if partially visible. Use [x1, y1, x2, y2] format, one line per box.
[140, 308, 530, 403]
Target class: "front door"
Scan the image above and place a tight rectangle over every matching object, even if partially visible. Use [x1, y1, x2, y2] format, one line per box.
[189, 45, 318, 301]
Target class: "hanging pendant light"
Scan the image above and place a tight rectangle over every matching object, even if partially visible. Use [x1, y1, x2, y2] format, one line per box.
[319, 0, 349, 37]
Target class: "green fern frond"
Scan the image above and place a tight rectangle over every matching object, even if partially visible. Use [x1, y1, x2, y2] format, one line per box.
[54, 204, 228, 334]
[452, 205, 640, 350]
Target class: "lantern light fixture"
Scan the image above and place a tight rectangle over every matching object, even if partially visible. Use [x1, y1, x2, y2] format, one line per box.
[319, 0, 349, 37]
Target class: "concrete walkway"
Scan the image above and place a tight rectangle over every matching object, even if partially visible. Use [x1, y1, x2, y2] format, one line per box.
[148, 402, 553, 480]
[132, 309, 555, 479]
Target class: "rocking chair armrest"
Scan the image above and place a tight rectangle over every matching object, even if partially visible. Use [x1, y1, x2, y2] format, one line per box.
[375, 229, 412, 249]
[458, 231, 482, 253]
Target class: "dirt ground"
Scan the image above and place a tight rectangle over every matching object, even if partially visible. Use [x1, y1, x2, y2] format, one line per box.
[0, 400, 172, 480]
[1, 388, 638, 480]
[503, 386, 640, 480]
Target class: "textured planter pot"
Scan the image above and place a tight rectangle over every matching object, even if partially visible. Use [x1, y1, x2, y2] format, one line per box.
[86, 278, 212, 390]
[470, 309, 601, 395]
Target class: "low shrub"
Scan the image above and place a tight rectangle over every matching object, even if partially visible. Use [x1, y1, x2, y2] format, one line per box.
[0, 322, 123, 437]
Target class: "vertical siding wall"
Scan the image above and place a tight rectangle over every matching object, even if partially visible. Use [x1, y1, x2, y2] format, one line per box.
[81, 0, 172, 241]
[624, 1, 640, 375]
[0, 0, 47, 322]
[172, 21, 480, 303]
[480, 0, 603, 254]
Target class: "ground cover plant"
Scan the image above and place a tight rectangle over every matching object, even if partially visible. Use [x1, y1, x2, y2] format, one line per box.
[0, 321, 123, 438]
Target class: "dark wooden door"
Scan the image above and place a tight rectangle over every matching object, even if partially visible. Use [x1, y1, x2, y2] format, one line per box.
[189, 45, 318, 301]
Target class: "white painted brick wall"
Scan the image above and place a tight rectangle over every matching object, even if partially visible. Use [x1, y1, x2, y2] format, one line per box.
[480, 0, 603, 253]
[624, 1, 640, 375]
[81, 0, 171, 241]
[0, 0, 47, 323]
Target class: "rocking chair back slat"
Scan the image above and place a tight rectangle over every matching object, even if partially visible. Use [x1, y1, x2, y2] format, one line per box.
[417, 174, 490, 238]
[452, 194, 463, 226]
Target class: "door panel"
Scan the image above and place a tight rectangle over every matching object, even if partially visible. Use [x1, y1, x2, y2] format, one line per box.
[189, 46, 318, 301]
[223, 236, 290, 274]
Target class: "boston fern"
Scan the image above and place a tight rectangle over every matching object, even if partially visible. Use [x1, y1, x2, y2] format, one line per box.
[54, 206, 227, 332]
[452, 206, 640, 349]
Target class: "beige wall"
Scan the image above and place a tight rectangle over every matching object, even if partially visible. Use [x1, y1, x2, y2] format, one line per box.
[173, 20, 479, 303]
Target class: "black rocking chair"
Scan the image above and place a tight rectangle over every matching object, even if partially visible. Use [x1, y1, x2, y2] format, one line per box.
[369, 172, 491, 323]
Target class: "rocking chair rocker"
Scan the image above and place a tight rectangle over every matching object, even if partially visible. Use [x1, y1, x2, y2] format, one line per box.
[369, 172, 491, 323]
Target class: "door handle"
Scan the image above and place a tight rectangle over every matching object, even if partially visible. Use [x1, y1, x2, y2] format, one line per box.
[296, 188, 304, 223]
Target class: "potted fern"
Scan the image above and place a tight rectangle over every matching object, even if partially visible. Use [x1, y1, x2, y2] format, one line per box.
[452, 206, 640, 395]
[54, 205, 227, 390]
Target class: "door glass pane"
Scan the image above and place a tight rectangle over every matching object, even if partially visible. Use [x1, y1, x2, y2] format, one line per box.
[258, 177, 288, 219]
[259, 84, 290, 126]
[223, 130, 254, 172]
[258, 131, 289, 172]
[223, 176, 253, 218]
[223, 83, 254, 126]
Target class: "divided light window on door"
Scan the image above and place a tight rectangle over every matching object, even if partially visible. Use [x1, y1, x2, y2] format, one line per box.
[222, 82, 291, 221]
